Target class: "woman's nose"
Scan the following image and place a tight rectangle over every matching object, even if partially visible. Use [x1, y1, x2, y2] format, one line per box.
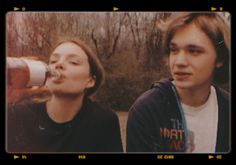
[55, 60, 65, 70]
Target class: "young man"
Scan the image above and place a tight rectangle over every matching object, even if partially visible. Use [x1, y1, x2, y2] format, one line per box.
[126, 12, 230, 153]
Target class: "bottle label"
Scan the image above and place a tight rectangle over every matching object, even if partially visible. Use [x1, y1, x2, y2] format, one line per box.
[23, 59, 47, 87]
[7, 57, 30, 88]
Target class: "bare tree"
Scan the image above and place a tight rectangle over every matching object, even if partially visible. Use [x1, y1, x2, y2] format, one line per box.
[91, 13, 127, 59]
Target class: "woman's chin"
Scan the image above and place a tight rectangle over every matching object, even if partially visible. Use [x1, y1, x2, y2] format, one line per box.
[51, 90, 82, 97]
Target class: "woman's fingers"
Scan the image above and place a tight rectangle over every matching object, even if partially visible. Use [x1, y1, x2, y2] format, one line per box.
[7, 86, 50, 106]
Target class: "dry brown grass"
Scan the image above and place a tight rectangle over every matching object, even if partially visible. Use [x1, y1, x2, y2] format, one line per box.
[116, 111, 128, 152]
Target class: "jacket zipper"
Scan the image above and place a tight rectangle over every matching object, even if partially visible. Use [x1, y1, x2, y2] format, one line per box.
[171, 85, 189, 151]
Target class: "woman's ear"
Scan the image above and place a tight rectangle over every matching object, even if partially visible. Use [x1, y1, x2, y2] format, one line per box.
[86, 75, 96, 88]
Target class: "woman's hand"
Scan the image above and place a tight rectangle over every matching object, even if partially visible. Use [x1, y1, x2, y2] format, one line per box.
[7, 86, 50, 107]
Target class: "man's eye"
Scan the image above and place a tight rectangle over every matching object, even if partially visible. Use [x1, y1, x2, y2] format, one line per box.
[188, 48, 203, 55]
[169, 47, 178, 54]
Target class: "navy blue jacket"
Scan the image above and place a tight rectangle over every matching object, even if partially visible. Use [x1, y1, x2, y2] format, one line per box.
[127, 79, 229, 152]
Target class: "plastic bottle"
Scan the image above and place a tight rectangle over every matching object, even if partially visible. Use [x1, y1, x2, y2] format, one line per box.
[7, 57, 60, 89]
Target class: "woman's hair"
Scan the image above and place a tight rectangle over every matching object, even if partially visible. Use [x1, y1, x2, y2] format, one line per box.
[162, 12, 230, 84]
[51, 39, 105, 97]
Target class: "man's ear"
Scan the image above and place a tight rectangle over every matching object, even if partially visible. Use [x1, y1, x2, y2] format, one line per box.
[216, 61, 223, 68]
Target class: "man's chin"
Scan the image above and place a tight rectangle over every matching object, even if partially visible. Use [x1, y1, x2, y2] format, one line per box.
[174, 81, 193, 89]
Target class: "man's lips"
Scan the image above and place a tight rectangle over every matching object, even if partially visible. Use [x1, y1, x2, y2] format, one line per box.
[174, 72, 192, 75]
[174, 72, 192, 79]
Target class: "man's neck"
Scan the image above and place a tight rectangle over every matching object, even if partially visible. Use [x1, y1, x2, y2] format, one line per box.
[176, 84, 211, 107]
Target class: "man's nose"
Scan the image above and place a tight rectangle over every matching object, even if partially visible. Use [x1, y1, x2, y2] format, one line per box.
[174, 51, 188, 66]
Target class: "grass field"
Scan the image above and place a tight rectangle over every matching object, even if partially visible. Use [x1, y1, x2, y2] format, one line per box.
[116, 111, 128, 152]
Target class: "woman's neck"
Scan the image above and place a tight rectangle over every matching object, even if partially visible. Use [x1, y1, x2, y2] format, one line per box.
[175, 84, 211, 107]
[46, 93, 84, 123]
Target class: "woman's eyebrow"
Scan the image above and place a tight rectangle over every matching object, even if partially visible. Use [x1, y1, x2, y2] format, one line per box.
[50, 53, 60, 58]
[50, 53, 80, 60]
[65, 54, 82, 62]
[66, 54, 80, 58]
